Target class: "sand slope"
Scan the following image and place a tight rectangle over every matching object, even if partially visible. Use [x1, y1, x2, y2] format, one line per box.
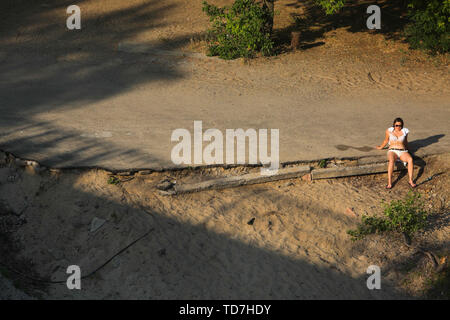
[0, 153, 448, 299]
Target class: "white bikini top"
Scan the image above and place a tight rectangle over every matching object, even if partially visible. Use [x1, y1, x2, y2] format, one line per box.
[388, 127, 409, 143]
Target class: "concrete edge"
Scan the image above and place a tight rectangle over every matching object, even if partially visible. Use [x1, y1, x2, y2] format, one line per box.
[1, 148, 447, 195]
[311, 162, 406, 180]
[172, 166, 311, 194]
[1, 147, 443, 173]
[170, 162, 407, 195]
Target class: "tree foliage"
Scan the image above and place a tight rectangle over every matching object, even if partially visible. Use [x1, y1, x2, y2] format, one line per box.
[202, 0, 449, 59]
[314, 0, 346, 15]
[202, 0, 274, 59]
[405, 0, 450, 53]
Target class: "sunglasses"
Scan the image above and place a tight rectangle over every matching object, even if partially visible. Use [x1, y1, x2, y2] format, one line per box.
[394, 124, 403, 127]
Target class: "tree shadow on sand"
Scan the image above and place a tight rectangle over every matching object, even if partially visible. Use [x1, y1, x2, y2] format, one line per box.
[0, 0, 206, 169]
[0, 0, 200, 115]
[0, 168, 412, 299]
[0, 118, 166, 170]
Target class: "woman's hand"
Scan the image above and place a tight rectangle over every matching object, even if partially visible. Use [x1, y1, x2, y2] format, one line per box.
[377, 130, 390, 151]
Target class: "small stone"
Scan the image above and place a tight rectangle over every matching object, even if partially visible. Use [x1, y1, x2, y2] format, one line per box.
[158, 248, 166, 257]
[301, 173, 312, 182]
[345, 207, 358, 218]
[26, 160, 40, 168]
[24, 161, 43, 174]
[157, 179, 174, 191]
[90, 217, 106, 233]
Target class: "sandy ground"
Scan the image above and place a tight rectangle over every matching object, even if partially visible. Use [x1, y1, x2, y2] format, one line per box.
[0, 0, 449, 169]
[0, 152, 448, 299]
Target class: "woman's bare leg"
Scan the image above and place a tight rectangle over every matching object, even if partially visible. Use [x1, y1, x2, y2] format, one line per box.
[387, 151, 397, 188]
[400, 152, 416, 187]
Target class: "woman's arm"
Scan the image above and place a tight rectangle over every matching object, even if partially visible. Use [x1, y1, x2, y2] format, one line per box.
[376, 130, 389, 150]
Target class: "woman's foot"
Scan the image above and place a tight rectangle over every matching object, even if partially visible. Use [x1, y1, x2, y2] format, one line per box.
[408, 181, 417, 188]
[386, 184, 392, 189]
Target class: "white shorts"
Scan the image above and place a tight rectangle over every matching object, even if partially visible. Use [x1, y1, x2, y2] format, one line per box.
[388, 149, 408, 158]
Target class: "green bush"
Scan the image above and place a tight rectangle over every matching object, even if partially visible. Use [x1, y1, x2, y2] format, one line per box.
[347, 191, 428, 241]
[107, 176, 120, 185]
[202, 0, 274, 59]
[314, 0, 345, 15]
[318, 159, 327, 168]
[405, 0, 450, 53]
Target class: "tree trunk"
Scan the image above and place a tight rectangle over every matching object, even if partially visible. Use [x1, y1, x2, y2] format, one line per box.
[262, 0, 275, 34]
[291, 31, 301, 49]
